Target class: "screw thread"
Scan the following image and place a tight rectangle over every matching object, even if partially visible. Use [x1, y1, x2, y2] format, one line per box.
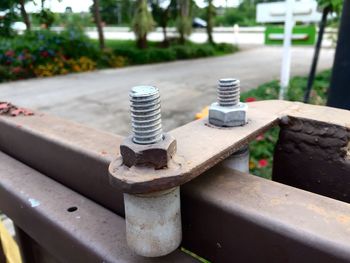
[218, 78, 240, 107]
[130, 86, 163, 145]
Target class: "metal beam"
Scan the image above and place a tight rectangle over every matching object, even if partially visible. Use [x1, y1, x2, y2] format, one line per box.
[182, 165, 350, 262]
[0, 152, 194, 263]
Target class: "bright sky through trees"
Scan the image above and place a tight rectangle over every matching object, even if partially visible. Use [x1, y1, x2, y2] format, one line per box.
[24, 0, 240, 13]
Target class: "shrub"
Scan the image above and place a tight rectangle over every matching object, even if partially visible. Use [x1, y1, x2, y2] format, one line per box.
[192, 45, 216, 57]
[173, 45, 192, 59]
[1, 33, 237, 82]
[241, 70, 331, 179]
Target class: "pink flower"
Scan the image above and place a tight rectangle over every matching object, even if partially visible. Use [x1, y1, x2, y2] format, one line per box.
[258, 159, 268, 168]
[11, 67, 22, 74]
[245, 97, 256, 102]
[40, 51, 49, 58]
[256, 134, 264, 141]
[5, 50, 15, 57]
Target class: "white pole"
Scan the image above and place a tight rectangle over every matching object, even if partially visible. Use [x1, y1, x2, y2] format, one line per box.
[233, 24, 239, 46]
[279, 0, 295, 100]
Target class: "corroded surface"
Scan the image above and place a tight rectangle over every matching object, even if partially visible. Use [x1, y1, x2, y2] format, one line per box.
[273, 116, 350, 203]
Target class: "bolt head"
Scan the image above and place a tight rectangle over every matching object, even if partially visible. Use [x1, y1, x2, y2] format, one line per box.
[209, 102, 248, 127]
[120, 134, 176, 169]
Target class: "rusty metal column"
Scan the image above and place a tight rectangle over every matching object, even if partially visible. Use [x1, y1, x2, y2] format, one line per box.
[327, 0, 350, 109]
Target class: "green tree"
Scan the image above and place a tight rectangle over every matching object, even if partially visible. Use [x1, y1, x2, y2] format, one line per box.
[35, 8, 56, 28]
[121, 0, 133, 24]
[132, 0, 154, 49]
[177, 0, 192, 44]
[92, 0, 105, 50]
[151, 0, 175, 45]
[0, 0, 17, 37]
[18, 0, 31, 31]
[0, 0, 32, 35]
[206, 0, 215, 44]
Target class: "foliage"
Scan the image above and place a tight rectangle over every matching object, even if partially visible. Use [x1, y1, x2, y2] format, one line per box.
[51, 13, 94, 28]
[89, 0, 134, 25]
[206, 0, 215, 44]
[0, 9, 17, 37]
[317, 0, 343, 13]
[151, 0, 176, 44]
[215, 1, 256, 26]
[0, 0, 18, 37]
[177, 0, 192, 43]
[132, 0, 154, 48]
[240, 70, 332, 178]
[0, 31, 237, 82]
[34, 8, 57, 28]
[109, 40, 237, 64]
[0, 29, 100, 82]
[33, 56, 96, 77]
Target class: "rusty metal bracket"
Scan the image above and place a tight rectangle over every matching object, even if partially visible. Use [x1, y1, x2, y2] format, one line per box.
[109, 100, 350, 194]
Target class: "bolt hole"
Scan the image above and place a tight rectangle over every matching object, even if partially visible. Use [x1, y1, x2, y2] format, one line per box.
[67, 206, 78, 212]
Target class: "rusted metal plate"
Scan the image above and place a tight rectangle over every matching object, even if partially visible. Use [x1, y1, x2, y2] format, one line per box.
[109, 104, 281, 193]
[110, 100, 350, 193]
[0, 152, 194, 263]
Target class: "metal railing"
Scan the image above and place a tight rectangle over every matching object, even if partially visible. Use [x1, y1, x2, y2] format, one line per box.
[0, 100, 349, 262]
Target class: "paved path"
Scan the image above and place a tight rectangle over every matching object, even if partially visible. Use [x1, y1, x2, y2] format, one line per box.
[0, 46, 334, 135]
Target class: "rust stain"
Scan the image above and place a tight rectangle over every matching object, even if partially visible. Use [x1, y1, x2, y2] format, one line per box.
[0, 102, 34, 117]
[307, 204, 328, 217]
[336, 215, 350, 225]
[270, 198, 282, 206]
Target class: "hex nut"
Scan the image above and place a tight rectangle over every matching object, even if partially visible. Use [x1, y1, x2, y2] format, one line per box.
[120, 133, 176, 169]
[209, 102, 248, 127]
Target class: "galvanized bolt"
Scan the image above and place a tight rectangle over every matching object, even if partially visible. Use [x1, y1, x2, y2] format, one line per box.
[217, 78, 240, 107]
[123, 85, 182, 257]
[210, 78, 249, 172]
[209, 78, 248, 127]
[130, 86, 163, 145]
[121, 86, 177, 169]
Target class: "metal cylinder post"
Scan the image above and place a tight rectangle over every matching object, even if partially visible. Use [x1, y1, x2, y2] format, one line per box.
[124, 187, 182, 257]
[220, 145, 249, 173]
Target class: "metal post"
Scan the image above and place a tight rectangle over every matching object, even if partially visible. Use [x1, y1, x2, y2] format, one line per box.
[122, 86, 182, 257]
[279, 0, 294, 100]
[303, 7, 330, 103]
[327, 0, 350, 109]
[220, 145, 249, 173]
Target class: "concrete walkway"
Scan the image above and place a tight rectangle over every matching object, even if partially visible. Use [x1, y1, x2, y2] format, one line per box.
[0, 46, 334, 135]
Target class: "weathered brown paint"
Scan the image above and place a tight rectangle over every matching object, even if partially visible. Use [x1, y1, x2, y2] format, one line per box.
[273, 116, 350, 203]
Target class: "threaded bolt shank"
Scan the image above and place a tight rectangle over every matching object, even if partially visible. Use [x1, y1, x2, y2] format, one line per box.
[130, 86, 163, 145]
[218, 78, 240, 107]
